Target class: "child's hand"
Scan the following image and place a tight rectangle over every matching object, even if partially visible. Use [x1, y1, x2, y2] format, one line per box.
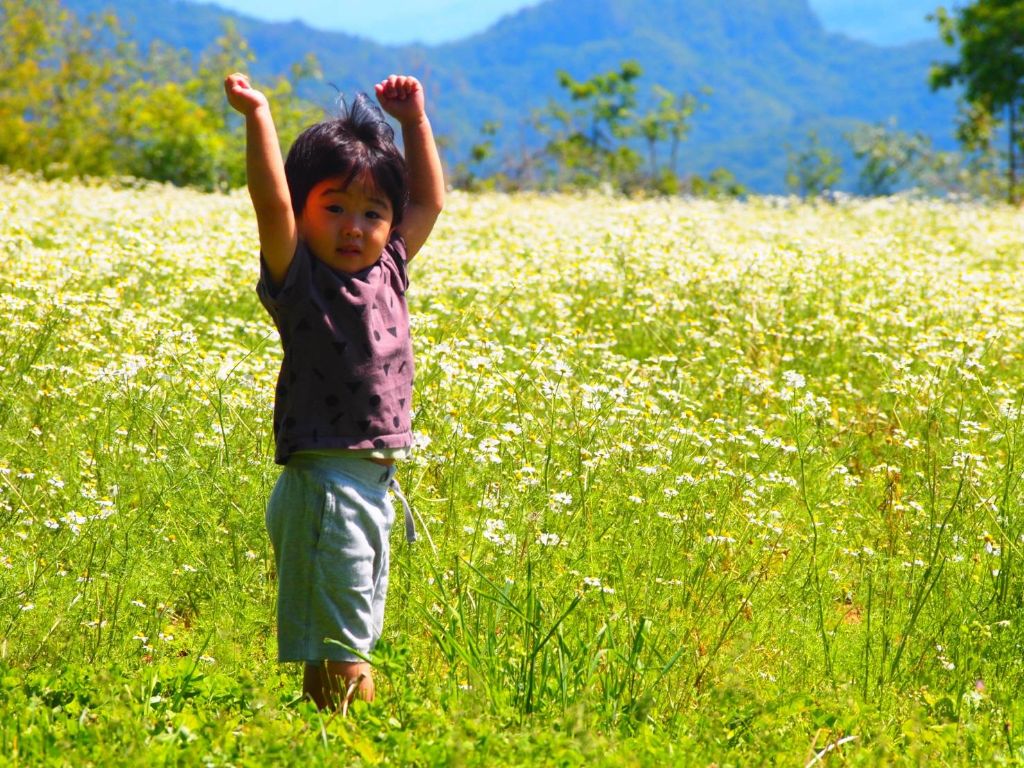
[224, 72, 268, 116]
[375, 75, 426, 125]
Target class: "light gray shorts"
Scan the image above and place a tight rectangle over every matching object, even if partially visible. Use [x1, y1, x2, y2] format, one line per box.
[265, 453, 397, 663]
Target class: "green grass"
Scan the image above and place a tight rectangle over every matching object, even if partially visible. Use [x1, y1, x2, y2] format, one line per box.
[1, 174, 1023, 765]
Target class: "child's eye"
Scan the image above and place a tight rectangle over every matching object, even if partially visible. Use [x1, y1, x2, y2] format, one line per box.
[366, 211, 382, 220]
[326, 205, 343, 214]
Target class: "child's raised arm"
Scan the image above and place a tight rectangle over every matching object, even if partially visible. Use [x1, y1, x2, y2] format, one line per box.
[224, 73, 296, 284]
[375, 75, 445, 260]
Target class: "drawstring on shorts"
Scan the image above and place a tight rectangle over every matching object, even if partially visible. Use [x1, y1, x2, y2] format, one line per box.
[380, 473, 435, 552]
[389, 478, 417, 544]
[374, 464, 435, 551]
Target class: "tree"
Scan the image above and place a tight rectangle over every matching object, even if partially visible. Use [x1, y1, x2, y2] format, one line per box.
[637, 85, 699, 186]
[539, 61, 644, 189]
[785, 130, 843, 198]
[0, 1, 321, 189]
[843, 120, 1006, 198]
[116, 24, 321, 190]
[535, 62, 713, 194]
[451, 120, 501, 190]
[0, 0, 129, 176]
[846, 121, 932, 195]
[931, 0, 1024, 203]
[690, 168, 747, 199]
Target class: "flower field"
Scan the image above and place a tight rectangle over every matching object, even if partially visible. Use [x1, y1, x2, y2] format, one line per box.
[1, 174, 1023, 765]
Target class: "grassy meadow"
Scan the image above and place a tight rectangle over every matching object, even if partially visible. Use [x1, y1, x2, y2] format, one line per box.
[2, 173, 1024, 765]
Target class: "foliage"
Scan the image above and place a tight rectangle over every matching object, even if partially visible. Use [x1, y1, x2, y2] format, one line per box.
[0, 0, 129, 177]
[931, 0, 1024, 202]
[687, 167, 747, 199]
[846, 119, 1015, 199]
[537, 61, 644, 190]
[846, 121, 932, 195]
[785, 129, 843, 197]
[451, 121, 502, 191]
[0, 0, 321, 190]
[637, 86, 702, 180]
[60, 0, 959, 194]
[527, 62, 706, 195]
[1, 0, 998, 198]
[3, 176, 1024, 763]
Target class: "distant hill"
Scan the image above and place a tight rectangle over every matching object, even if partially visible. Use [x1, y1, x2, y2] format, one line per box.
[63, 0, 958, 192]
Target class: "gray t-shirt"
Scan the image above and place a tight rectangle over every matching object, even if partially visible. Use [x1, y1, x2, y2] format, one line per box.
[257, 234, 414, 465]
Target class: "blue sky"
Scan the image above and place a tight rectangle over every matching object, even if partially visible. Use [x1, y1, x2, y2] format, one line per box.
[207, 0, 942, 46]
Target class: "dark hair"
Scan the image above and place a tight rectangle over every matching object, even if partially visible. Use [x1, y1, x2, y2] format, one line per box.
[285, 93, 408, 227]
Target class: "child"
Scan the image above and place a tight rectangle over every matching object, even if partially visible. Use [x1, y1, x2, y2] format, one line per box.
[224, 71, 444, 711]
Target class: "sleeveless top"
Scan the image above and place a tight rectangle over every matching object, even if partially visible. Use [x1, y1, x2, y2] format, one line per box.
[257, 234, 414, 465]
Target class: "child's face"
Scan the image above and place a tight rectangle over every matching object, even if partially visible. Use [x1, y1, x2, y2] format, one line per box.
[297, 173, 394, 274]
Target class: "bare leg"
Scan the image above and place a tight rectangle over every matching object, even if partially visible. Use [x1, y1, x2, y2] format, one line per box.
[303, 661, 374, 712]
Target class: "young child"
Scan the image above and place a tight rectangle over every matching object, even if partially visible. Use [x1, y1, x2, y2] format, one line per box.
[224, 71, 444, 711]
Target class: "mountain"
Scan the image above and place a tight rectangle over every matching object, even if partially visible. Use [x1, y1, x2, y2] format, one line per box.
[63, 0, 958, 192]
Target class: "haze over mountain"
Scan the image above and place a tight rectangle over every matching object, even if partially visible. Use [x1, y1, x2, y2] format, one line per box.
[64, 0, 958, 191]
[811, 0, 938, 46]
[202, 0, 940, 47]
[198, 0, 546, 46]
